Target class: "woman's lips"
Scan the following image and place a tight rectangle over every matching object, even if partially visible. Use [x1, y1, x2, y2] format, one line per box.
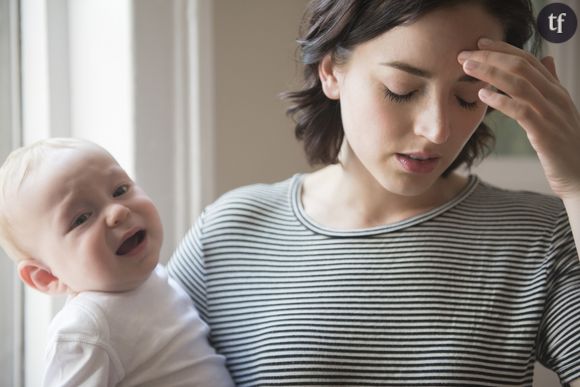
[396, 153, 440, 174]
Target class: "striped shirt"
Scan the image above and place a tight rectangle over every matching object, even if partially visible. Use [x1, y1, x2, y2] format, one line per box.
[168, 174, 580, 386]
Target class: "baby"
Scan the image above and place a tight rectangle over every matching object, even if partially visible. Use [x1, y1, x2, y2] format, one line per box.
[0, 138, 233, 387]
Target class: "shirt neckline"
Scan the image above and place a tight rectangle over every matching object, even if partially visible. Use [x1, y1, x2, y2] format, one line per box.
[290, 174, 480, 237]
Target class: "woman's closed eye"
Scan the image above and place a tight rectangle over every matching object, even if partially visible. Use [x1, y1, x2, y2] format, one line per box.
[383, 87, 416, 103]
[383, 86, 479, 110]
[456, 96, 478, 110]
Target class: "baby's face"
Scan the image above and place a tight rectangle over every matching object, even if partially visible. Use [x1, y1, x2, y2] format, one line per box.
[12, 145, 162, 293]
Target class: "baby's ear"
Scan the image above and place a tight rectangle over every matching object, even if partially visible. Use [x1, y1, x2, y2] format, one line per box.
[17, 260, 69, 295]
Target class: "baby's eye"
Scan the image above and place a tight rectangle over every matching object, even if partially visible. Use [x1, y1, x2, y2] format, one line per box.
[71, 212, 91, 230]
[113, 184, 129, 198]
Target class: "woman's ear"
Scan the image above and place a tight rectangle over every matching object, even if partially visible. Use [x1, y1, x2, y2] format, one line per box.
[319, 54, 341, 100]
[17, 259, 69, 295]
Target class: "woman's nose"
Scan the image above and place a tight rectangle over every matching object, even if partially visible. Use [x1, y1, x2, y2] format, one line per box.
[106, 203, 130, 227]
[414, 100, 450, 144]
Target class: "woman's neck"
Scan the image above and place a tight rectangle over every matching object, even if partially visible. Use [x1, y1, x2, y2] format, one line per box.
[301, 164, 468, 230]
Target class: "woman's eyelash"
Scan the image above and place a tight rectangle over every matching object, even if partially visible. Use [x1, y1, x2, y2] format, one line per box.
[384, 86, 479, 110]
[383, 87, 416, 103]
[457, 97, 478, 110]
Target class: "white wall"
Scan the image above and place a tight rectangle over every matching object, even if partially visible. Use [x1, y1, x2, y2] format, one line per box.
[212, 0, 312, 197]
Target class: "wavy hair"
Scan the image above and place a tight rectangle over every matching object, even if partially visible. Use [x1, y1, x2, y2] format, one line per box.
[283, 0, 540, 174]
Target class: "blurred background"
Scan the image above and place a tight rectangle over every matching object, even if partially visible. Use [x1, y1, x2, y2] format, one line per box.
[0, 0, 578, 385]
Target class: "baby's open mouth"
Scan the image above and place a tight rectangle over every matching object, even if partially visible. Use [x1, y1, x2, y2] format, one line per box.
[116, 230, 146, 255]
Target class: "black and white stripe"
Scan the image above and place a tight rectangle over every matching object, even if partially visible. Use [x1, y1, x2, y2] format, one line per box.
[168, 175, 580, 386]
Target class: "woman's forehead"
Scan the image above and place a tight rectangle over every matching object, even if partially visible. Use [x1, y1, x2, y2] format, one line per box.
[355, 4, 504, 62]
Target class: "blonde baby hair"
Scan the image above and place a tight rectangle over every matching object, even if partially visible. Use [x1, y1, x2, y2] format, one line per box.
[0, 137, 97, 262]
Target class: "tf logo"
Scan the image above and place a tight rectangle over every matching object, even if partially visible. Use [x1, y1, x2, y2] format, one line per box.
[537, 2, 577, 43]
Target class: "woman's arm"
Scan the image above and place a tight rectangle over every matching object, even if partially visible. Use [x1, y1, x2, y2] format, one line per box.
[458, 37, 580, 385]
[459, 38, 580, 257]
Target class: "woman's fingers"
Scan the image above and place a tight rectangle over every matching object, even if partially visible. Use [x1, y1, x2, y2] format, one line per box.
[476, 38, 557, 82]
[477, 86, 542, 138]
[461, 58, 555, 123]
[458, 48, 558, 101]
[458, 39, 570, 124]
[540, 55, 559, 81]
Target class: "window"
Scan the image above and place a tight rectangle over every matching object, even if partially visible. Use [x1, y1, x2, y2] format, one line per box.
[13, 1, 200, 385]
[0, 0, 22, 385]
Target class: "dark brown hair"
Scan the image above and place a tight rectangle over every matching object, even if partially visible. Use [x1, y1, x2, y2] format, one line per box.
[283, 0, 540, 173]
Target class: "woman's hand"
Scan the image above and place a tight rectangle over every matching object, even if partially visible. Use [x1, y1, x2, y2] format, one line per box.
[458, 37, 580, 200]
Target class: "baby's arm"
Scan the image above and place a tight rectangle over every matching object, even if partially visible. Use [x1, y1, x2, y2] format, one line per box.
[43, 339, 122, 387]
[42, 299, 123, 387]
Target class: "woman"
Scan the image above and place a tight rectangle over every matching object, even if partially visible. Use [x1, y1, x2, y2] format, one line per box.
[169, 0, 580, 385]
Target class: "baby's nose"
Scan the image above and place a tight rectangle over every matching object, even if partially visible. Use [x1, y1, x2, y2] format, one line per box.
[106, 204, 130, 227]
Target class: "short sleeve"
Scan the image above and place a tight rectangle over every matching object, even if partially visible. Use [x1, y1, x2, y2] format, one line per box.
[44, 341, 121, 387]
[536, 210, 580, 384]
[43, 302, 123, 387]
[167, 210, 209, 322]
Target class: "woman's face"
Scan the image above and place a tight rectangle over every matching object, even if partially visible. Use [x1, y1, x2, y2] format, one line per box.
[324, 3, 504, 196]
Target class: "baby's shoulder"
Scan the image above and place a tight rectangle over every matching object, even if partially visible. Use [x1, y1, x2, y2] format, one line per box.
[48, 294, 111, 342]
